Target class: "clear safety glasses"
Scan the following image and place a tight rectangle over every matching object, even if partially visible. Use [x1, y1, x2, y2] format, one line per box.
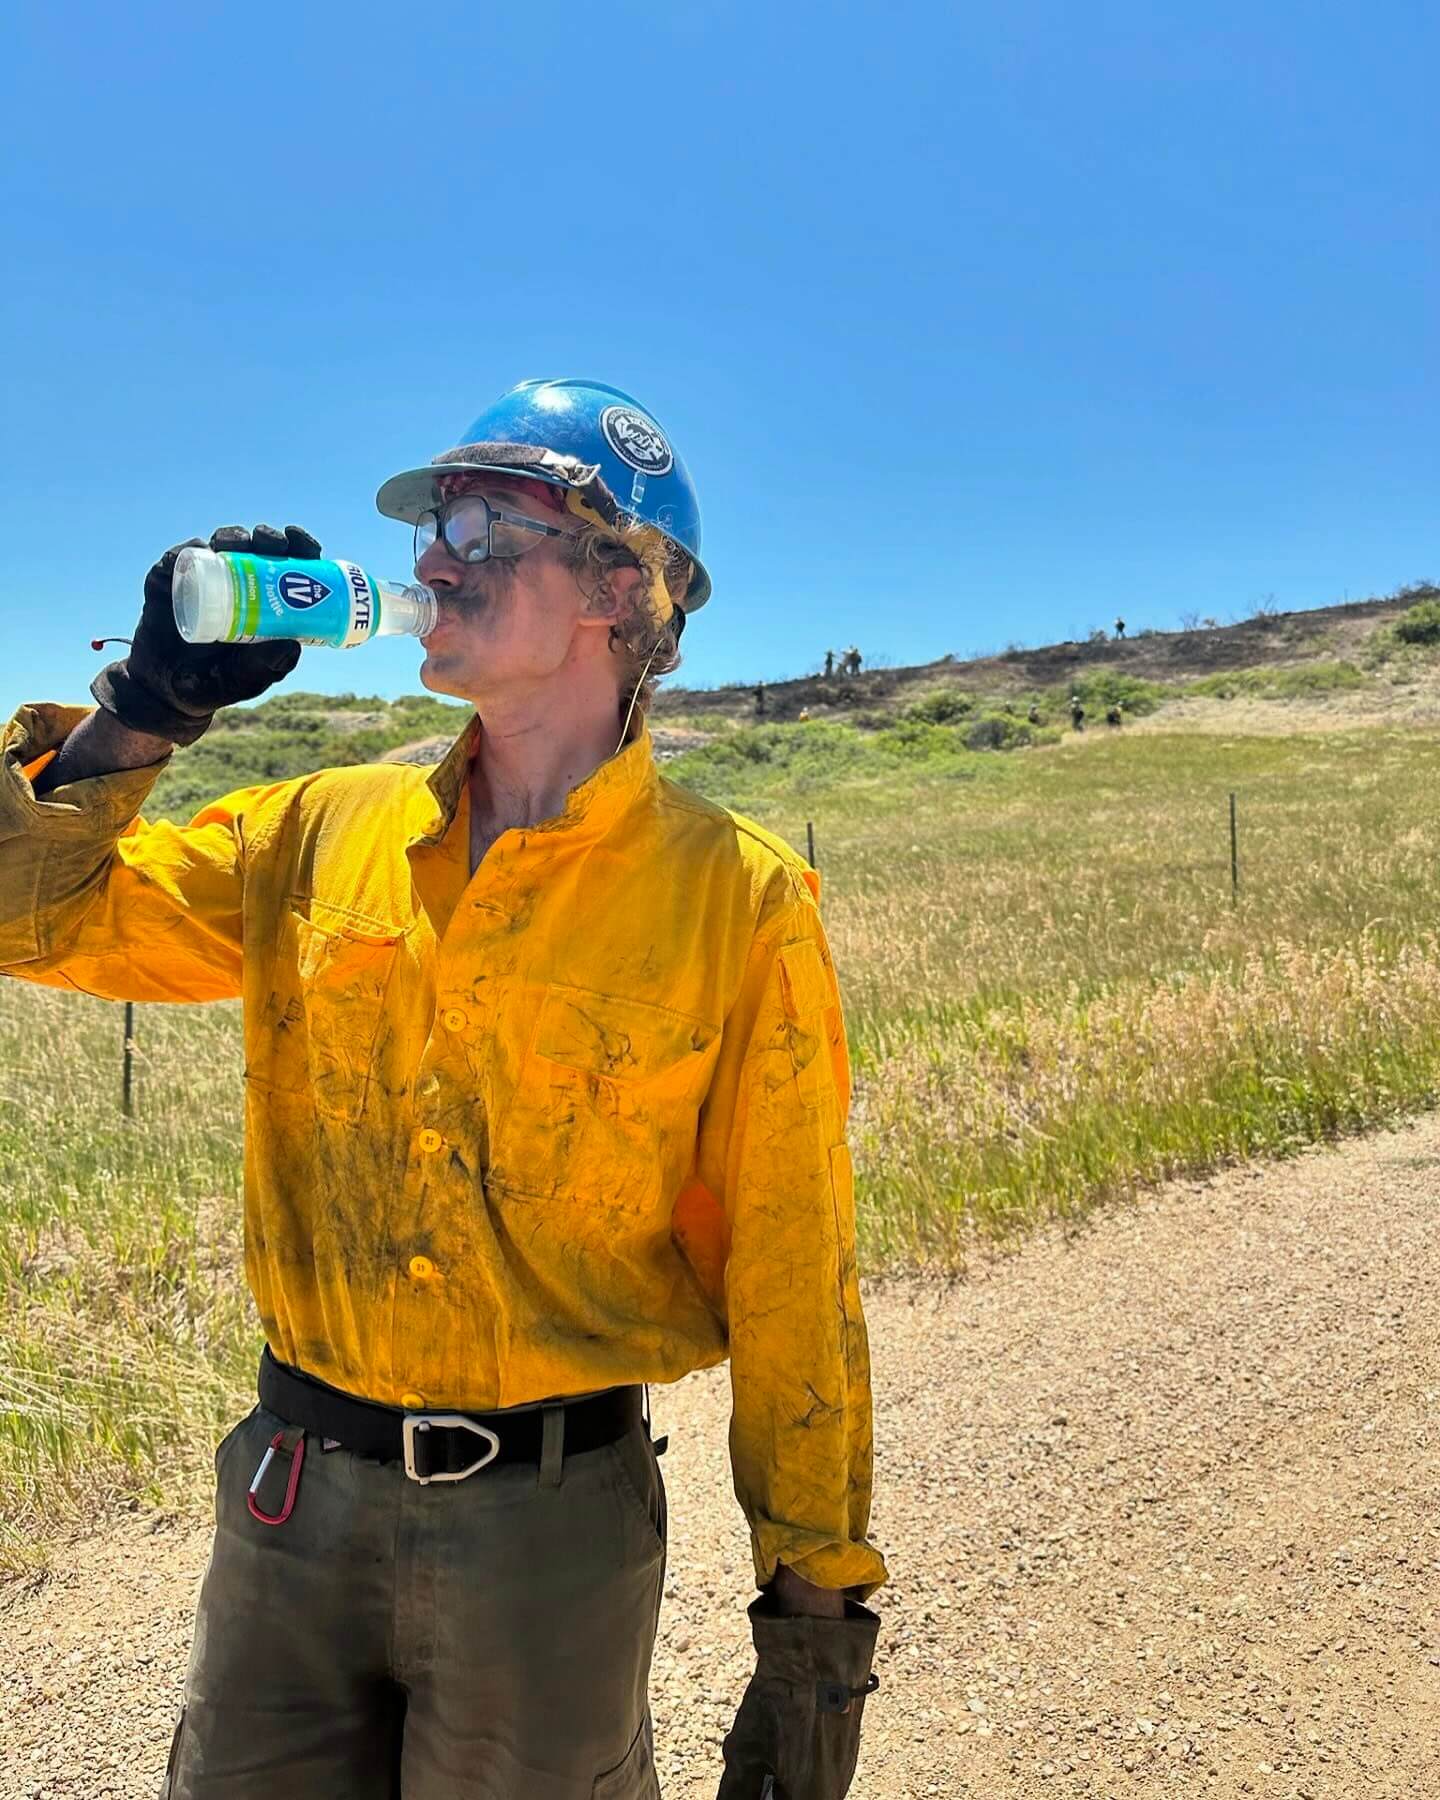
[414, 492, 568, 568]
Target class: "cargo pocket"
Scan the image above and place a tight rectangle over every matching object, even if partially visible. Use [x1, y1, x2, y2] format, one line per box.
[491, 986, 716, 1218]
[292, 904, 405, 1122]
[592, 1711, 657, 1799]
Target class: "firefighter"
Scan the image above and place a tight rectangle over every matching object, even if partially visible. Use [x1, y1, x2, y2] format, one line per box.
[0, 379, 884, 1798]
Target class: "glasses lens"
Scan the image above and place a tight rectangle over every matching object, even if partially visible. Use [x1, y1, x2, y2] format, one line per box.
[414, 512, 441, 562]
[439, 494, 496, 564]
[488, 506, 556, 559]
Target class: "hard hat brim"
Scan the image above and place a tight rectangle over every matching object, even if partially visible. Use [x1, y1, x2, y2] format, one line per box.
[375, 460, 571, 526]
[376, 456, 711, 611]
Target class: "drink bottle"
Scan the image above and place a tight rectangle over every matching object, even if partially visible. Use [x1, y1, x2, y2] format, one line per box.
[172, 548, 437, 648]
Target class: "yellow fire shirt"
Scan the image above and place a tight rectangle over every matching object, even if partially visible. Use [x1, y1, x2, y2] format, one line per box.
[0, 706, 887, 1596]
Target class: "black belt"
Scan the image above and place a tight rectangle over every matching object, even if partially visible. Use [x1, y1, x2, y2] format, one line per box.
[258, 1348, 642, 1485]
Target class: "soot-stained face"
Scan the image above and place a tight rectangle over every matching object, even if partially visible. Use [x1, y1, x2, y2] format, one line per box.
[413, 473, 587, 706]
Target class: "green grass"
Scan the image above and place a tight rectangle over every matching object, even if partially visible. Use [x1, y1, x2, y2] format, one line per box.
[1187, 662, 1368, 701]
[10, 720, 1440, 1551]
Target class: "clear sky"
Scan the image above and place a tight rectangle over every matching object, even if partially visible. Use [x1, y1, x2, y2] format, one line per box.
[3, 1, 1435, 716]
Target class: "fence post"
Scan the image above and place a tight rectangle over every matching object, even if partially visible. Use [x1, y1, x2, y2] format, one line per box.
[1229, 792, 1239, 905]
[122, 1001, 135, 1117]
[806, 820, 817, 869]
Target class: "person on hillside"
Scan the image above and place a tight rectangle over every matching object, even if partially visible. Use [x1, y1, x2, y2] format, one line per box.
[824, 648, 835, 678]
[1114, 617, 1126, 640]
[1106, 704, 1123, 728]
[1070, 695, 1086, 731]
[0, 379, 885, 1799]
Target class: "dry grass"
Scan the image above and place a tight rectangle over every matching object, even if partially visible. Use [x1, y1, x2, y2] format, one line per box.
[7, 723, 1440, 1553]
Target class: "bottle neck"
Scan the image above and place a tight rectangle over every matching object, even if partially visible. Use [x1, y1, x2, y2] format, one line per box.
[374, 579, 437, 639]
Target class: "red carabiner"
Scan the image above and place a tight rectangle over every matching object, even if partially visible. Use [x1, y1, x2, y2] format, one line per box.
[247, 1429, 306, 1526]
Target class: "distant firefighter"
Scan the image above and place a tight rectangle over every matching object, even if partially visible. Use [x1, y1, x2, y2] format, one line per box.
[842, 646, 862, 676]
[824, 649, 835, 678]
[1106, 704, 1123, 728]
[754, 682, 766, 717]
[1027, 704, 1042, 725]
[1069, 696, 1086, 731]
[1114, 617, 1126, 640]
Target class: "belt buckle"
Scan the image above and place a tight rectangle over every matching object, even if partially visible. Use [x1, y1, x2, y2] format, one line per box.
[402, 1413, 501, 1485]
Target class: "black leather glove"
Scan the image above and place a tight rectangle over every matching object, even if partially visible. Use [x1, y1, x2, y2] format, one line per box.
[717, 1596, 880, 1800]
[91, 524, 318, 746]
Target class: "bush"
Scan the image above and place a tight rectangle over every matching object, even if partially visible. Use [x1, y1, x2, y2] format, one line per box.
[903, 689, 974, 725]
[1393, 600, 1440, 646]
[1063, 672, 1172, 718]
[966, 713, 1031, 752]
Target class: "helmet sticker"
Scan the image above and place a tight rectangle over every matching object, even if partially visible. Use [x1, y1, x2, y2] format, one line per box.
[601, 405, 674, 476]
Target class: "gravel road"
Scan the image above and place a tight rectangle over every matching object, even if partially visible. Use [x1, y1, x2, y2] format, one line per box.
[3, 1118, 1438, 1798]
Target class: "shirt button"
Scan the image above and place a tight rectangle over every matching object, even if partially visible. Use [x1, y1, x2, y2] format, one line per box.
[408, 1255, 436, 1280]
[400, 1391, 426, 1410]
[417, 1128, 444, 1154]
[442, 1007, 467, 1033]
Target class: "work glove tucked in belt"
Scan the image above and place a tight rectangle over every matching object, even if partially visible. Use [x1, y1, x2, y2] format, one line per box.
[717, 1595, 880, 1800]
[91, 524, 316, 746]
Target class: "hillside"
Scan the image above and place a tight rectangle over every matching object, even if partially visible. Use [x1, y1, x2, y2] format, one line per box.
[653, 586, 1438, 727]
[142, 584, 1440, 818]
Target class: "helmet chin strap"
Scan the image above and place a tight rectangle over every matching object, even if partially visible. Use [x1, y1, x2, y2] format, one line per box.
[614, 637, 664, 757]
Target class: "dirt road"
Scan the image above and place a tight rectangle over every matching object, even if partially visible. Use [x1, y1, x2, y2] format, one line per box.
[3, 1119, 1438, 1798]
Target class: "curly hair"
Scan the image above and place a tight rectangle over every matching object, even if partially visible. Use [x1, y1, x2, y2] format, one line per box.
[558, 523, 690, 722]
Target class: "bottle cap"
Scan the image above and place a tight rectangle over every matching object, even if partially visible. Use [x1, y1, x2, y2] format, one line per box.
[173, 548, 236, 643]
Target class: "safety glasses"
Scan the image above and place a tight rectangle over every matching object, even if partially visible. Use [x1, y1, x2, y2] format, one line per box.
[414, 492, 568, 568]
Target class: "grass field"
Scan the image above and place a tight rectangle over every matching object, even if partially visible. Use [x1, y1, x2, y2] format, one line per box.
[7, 719, 1440, 1558]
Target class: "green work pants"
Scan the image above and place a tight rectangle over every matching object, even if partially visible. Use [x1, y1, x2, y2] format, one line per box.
[161, 1398, 667, 1798]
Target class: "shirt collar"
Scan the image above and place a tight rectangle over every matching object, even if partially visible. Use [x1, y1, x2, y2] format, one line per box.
[412, 713, 658, 849]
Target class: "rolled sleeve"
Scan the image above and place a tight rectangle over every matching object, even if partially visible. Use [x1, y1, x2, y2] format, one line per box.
[698, 888, 889, 1600]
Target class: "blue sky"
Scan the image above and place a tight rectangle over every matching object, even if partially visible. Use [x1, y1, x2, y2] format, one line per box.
[3, 1, 1435, 715]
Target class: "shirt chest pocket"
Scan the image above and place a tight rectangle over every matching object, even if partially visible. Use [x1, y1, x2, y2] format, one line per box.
[264, 905, 406, 1122]
[490, 986, 718, 1217]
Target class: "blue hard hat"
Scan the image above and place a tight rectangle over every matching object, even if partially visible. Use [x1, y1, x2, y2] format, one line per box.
[376, 378, 710, 610]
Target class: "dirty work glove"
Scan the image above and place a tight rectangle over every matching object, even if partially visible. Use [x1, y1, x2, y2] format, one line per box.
[717, 1595, 880, 1800]
[90, 524, 318, 746]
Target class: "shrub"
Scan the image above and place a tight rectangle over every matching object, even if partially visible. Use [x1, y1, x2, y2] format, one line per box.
[966, 713, 1031, 752]
[1064, 672, 1172, 718]
[903, 689, 974, 725]
[1393, 600, 1440, 646]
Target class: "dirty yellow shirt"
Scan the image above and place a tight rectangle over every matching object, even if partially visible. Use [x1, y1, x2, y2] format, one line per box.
[0, 705, 886, 1597]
